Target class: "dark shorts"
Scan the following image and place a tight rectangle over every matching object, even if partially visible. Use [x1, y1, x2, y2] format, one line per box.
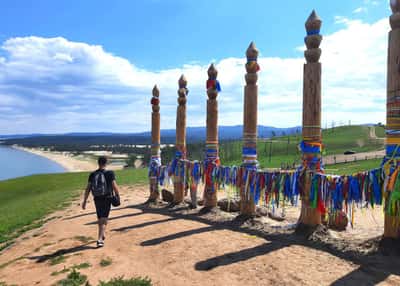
[94, 196, 112, 219]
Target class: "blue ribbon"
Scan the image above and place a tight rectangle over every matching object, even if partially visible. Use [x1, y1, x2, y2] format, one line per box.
[349, 176, 361, 203]
[284, 174, 291, 200]
[371, 169, 381, 205]
[333, 179, 343, 210]
[299, 141, 321, 153]
[242, 147, 257, 155]
[386, 144, 400, 157]
[307, 29, 320, 36]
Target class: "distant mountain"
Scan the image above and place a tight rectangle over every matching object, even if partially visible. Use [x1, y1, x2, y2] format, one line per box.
[115, 125, 302, 142]
[1, 125, 301, 146]
[0, 134, 43, 140]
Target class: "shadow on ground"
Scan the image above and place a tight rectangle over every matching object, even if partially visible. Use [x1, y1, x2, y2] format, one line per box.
[27, 242, 98, 263]
[121, 202, 400, 285]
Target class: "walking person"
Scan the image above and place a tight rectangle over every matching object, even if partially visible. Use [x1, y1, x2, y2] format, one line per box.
[82, 156, 120, 247]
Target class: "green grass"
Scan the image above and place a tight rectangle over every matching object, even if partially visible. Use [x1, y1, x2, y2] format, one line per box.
[100, 257, 112, 267]
[98, 276, 152, 286]
[57, 269, 87, 286]
[55, 270, 152, 286]
[375, 125, 386, 137]
[51, 266, 70, 276]
[74, 236, 95, 244]
[34, 242, 54, 252]
[49, 254, 67, 266]
[0, 168, 147, 250]
[215, 125, 385, 168]
[73, 262, 91, 270]
[0, 282, 17, 286]
[0, 126, 386, 249]
[325, 158, 382, 176]
[51, 263, 92, 276]
[0, 255, 26, 270]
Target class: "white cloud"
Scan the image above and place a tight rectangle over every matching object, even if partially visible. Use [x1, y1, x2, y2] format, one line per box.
[353, 7, 367, 14]
[0, 16, 391, 134]
[364, 0, 382, 6]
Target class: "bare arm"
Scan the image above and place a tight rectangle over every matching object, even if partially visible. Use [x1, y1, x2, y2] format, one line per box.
[112, 180, 120, 196]
[82, 183, 91, 210]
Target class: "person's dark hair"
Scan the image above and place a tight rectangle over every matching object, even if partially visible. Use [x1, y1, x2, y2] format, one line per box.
[98, 156, 108, 166]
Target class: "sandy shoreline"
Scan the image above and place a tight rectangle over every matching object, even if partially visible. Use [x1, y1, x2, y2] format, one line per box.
[13, 146, 99, 172]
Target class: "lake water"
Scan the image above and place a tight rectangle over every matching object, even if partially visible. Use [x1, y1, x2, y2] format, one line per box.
[0, 146, 66, 181]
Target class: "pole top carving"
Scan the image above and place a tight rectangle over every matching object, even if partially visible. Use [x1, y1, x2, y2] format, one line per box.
[246, 42, 259, 62]
[152, 85, 159, 97]
[207, 63, 218, 79]
[151, 85, 160, 112]
[304, 10, 322, 64]
[390, 0, 400, 29]
[207, 63, 220, 100]
[391, 0, 400, 13]
[178, 74, 187, 88]
[178, 74, 188, 106]
[305, 10, 321, 33]
[245, 42, 260, 85]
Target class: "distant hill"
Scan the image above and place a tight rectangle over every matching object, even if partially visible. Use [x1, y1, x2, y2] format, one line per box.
[139, 125, 301, 141]
[1, 125, 301, 146]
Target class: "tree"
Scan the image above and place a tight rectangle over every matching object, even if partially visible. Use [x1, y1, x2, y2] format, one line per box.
[125, 154, 137, 168]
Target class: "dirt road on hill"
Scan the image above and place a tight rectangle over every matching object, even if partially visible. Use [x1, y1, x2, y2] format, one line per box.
[0, 185, 399, 286]
[323, 150, 385, 165]
[323, 126, 385, 165]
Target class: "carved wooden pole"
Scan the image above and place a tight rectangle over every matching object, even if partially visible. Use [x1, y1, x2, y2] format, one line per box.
[384, 0, 400, 238]
[173, 75, 188, 204]
[298, 10, 323, 227]
[203, 64, 220, 208]
[148, 85, 161, 202]
[240, 42, 259, 216]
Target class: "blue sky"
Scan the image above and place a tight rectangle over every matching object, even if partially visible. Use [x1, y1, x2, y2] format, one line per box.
[0, 0, 392, 134]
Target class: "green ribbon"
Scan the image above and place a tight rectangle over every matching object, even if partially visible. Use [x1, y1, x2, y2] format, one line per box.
[311, 176, 318, 209]
[388, 171, 400, 216]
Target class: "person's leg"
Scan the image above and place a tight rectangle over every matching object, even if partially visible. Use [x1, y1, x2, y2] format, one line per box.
[101, 198, 111, 241]
[98, 218, 107, 242]
[103, 218, 108, 240]
[94, 198, 104, 245]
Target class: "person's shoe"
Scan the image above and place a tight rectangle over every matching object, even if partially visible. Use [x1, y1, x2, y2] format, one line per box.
[97, 240, 104, 248]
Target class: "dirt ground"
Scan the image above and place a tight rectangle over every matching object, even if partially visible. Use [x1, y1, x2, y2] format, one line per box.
[1, 185, 400, 286]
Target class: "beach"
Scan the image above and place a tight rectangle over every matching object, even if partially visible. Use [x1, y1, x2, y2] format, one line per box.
[12, 146, 115, 172]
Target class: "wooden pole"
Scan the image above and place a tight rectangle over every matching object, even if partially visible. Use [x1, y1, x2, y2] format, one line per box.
[240, 42, 259, 216]
[384, 1, 400, 238]
[148, 85, 161, 202]
[203, 64, 220, 208]
[298, 10, 323, 227]
[173, 75, 188, 204]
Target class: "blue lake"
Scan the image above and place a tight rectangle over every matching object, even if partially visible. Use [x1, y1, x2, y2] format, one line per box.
[0, 146, 66, 181]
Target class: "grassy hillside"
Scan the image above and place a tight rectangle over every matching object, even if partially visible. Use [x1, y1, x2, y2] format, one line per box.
[0, 125, 385, 249]
[210, 125, 385, 168]
[324, 158, 382, 175]
[0, 169, 147, 250]
[0, 154, 385, 250]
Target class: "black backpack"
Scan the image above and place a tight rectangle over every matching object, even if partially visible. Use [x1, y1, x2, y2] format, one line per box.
[91, 170, 110, 197]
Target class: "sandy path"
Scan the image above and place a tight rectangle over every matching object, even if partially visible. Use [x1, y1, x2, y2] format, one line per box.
[0, 186, 399, 286]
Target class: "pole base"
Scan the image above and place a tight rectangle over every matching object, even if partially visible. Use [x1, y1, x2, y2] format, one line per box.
[384, 215, 400, 239]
